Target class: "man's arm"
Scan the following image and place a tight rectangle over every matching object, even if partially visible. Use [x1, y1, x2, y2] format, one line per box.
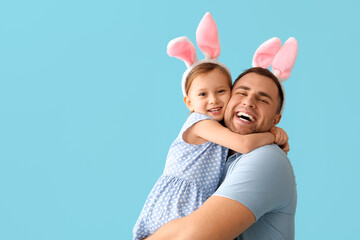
[146, 195, 256, 240]
[146, 145, 293, 240]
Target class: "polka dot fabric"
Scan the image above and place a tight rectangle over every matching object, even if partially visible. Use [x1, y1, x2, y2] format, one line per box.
[133, 113, 228, 240]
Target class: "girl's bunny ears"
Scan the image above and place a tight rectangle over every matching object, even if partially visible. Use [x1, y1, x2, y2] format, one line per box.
[167, 12, 231, 96]
[252, 37, 298, 113]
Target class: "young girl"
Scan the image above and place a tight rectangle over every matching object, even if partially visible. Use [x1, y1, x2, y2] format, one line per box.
[133, 13, 288, 240]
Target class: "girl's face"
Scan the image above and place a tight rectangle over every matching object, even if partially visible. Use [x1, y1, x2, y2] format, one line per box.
[185, 68, 231, 121]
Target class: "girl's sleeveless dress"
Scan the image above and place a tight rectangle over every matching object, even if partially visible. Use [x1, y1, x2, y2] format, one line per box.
[133, 112, 228, 240]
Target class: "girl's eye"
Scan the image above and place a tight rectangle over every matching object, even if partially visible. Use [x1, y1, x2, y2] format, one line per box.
[218, 89, 226, 93]
[199, 93, 207, 96]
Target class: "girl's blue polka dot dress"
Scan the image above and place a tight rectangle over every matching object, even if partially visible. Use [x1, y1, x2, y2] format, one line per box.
[133, 112, 228, 240]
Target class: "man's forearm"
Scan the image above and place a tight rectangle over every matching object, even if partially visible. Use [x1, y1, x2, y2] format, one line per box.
[145, 218, 184, 240]
[145, 196, 255, 240]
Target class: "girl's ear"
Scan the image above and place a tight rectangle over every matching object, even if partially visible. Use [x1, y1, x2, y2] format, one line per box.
[184, 96, 194, 112]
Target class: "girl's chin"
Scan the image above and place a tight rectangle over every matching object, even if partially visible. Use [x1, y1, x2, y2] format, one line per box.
[209, 114, 224, 121]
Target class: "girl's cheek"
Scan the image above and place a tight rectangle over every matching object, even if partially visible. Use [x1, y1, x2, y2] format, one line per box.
[225, 94, 231, 104]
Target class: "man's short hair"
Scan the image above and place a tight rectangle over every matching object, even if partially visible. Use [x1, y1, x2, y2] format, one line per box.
[233, 67, 284, 113]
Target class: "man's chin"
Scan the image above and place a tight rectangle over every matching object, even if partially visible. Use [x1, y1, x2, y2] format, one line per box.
[227, 124, 253, 135]
[236, 129, 254, 135]
[225, 118, 254, 134]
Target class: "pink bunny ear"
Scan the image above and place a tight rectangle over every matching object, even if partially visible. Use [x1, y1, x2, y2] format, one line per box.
[271, 37, 298, 81]
[167, 36, 198, 67]
[252, 37, 282, 69]
[196, 12, 221, 59]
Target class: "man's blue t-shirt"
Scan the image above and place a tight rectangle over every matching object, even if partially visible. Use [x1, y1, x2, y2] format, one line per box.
[214, 144, 297, 240]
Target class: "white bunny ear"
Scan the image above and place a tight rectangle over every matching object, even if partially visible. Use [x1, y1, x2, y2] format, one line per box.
[252, 37, 282, 68]
[271, 37, 298, 81]
[167, 36, 198, 67]
[196, 12, 221, 59]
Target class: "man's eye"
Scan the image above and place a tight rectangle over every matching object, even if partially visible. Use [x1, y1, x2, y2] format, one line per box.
[236, 92, 246, 96]
[259, 99, 268, 103]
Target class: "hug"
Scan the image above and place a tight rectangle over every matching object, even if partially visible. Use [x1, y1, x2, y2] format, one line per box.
[134, 12, 298, 240]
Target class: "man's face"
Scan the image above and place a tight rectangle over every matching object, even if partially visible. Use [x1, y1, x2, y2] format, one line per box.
[224, 72, 282, 135]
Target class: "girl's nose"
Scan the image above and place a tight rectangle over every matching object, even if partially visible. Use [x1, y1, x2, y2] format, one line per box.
[209, 94, 219, 104]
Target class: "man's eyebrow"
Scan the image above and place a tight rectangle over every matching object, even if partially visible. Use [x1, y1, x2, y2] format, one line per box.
[233, 86, 250, 91]
[258, 92, 273, 101]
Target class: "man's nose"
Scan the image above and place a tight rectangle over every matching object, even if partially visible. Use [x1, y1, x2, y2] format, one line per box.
[242, 96, 255, 108]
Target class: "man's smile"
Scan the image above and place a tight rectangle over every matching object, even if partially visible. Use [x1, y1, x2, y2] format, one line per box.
[236, 111, 256, 122]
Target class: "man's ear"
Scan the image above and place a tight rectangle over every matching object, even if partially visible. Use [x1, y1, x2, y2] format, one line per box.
[273, 113, 282, 126]
[184, 96, 194, 112]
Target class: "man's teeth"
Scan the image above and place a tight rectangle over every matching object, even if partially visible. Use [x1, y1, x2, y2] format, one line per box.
[208, 107, 221, 112]
[237, 112, 254, 122]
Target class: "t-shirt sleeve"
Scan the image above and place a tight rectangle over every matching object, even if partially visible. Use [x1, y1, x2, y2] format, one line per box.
[214, 146, 295, 221]
[179, 112, 214, 136]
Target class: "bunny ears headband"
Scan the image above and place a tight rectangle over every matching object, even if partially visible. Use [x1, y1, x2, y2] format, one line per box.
[166, 12, 298, 113]
[252, 37, 298, 113]
[167, 12, 231, 96]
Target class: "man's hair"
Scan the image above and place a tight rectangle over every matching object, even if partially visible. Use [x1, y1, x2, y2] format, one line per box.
[185, 62, 232, 95]
[233, 67, 284, 113]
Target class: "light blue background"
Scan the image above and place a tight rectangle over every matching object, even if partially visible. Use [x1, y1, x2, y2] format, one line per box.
[0, 0, 359, 239]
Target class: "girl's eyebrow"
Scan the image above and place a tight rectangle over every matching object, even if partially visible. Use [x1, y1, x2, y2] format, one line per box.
[196, 85, 229, 92]
[195, 88, 207, 92]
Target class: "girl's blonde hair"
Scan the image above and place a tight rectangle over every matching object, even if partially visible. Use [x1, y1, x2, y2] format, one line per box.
[185, 63, 232, 96]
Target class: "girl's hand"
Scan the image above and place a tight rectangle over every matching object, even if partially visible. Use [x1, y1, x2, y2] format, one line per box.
[281, 141, 290, 154]
[270, 127, 290, 154]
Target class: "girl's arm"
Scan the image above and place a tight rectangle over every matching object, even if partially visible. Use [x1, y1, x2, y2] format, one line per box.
[183, 119, 275, 154]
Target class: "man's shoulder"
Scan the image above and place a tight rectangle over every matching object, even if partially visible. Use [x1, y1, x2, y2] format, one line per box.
[244, 144, 288, 161]
[218, 144, 296, 224]
[236, 144, 294, 178]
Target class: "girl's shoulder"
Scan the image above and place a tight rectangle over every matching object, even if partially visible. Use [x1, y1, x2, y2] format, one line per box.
[180, 112, 214, 134]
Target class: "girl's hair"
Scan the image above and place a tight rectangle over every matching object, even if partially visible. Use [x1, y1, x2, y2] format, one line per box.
[185, 63, 232, 95]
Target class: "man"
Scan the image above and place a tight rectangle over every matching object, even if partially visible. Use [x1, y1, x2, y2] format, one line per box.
[146, 67, 297, 240]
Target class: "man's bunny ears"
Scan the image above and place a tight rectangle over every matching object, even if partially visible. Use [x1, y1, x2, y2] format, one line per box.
[167, 12, 231, 96]
[252, 37, 298, 82]
[252, 37, 298, 113]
